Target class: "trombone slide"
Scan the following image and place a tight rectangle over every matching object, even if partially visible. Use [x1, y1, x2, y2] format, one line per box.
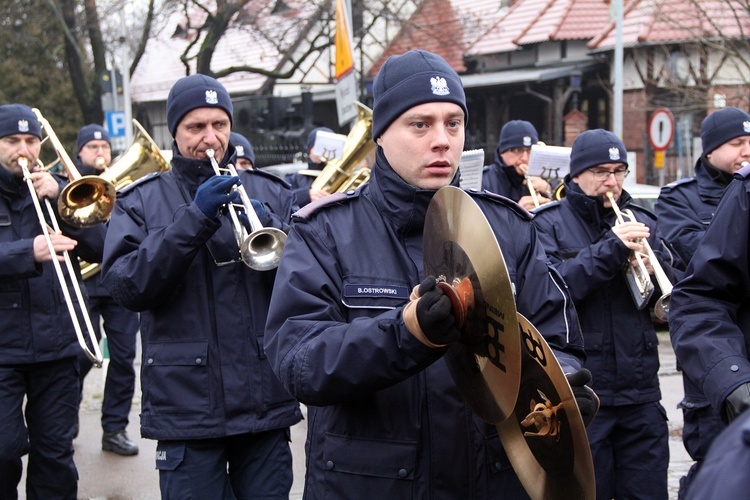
[19, 158, 103, 367]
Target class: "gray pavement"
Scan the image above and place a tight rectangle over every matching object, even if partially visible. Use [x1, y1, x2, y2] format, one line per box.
[19, 331, 690, 499]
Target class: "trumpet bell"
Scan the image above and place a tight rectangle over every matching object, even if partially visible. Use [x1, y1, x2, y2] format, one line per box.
[240, 227, 287, 271]
[58, 176, 117, 227]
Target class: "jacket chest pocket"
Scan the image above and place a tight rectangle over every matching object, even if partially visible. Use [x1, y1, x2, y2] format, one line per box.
[341, 278, 411, 313]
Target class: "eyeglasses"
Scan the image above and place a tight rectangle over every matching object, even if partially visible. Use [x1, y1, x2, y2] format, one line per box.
[508, 147, 532, 155]
[588, 168, 629, 181]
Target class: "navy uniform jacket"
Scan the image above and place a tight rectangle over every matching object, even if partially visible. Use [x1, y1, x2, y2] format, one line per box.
[102, 144, 302, 440]
[264, 147, 584, 499]
[670, 164, 750, 415]
[0, 166, 105, 364]
[685, 409, 750, 499]
[532, 179, 673, 406]
[656, 157, 731, 460]
[481, 150, 526, 200]
[656, 158, 733, 264]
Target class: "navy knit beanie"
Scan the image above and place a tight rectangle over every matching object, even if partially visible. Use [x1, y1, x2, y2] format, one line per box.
[77, 124, 111, 153]
[0, 104, 41, 139]
[307, 127, 334, 152]
[701, 107, 750, 155]
[166, 74, 233, 136]
[372, 50, 467, 140]
[570, 129, 628, 177]
[230, 132, 255, 165]
[498, 120, 538, 152]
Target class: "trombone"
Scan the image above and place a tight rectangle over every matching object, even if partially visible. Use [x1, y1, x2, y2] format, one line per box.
[18, 157, 104, 367]
[205, 149, 286, 271]
[606, 191, 672, 319]
[32, 108, 116, 228]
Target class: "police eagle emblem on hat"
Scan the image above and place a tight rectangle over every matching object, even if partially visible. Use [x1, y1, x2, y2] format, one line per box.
[523, 136, 532, 146]
[744, 121, 750, 133]
[608, 146, 621, 161]
[94, 131, 103, 140]
[430, 76, 450, 96]
[17, 119, 29, 133]
[205, 90, 219, 105]
[236, 145, 245, 156]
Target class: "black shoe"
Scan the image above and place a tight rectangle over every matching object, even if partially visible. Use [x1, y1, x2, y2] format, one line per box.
[102, 430, 139, 456]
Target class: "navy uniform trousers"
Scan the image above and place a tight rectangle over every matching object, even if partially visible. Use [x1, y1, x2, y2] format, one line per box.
[0, 358, 79, 499]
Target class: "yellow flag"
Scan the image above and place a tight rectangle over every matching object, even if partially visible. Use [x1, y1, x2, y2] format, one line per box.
[335, 0, 354, 80]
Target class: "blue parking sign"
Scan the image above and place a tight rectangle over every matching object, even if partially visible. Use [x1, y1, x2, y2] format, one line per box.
[106, 111, 126, 138]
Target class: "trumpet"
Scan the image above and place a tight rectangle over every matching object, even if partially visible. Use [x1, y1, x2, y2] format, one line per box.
[31, 108, 116, 228]
[205, 149, 286, 271]
[606, 191, 672, 319]
[18, 157, 104, 367]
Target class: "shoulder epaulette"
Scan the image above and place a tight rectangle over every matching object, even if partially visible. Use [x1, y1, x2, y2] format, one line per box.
[466, 189, 534, 221]
[118, 171, 163, 195]
[292, 191, 354, 222]
[531, 199, 562, 215]
[735, 163, 750, 180]
[662, 177, 696, 190]
[241, 168, 292, 189]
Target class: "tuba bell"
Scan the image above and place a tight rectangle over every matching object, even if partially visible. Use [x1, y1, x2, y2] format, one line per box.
[310, 102, 375, 194]
[98, 119, 171, 191]
[79, 119, 171, 280]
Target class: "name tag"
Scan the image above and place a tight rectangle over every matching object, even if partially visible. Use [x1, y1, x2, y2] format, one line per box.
[344, 284, 409, 299]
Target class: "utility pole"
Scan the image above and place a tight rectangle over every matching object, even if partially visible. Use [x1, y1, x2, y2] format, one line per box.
[613, 0, 623, 138]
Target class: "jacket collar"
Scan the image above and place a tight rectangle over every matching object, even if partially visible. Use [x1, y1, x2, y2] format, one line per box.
[170, 143, 236, 195]
[696, 156, 733, 199]
[0, 163, 26, 199]
[366, 146, 460, 235]
[563, 175, 634, 229]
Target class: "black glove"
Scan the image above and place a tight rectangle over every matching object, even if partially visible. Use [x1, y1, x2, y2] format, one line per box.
[416, 276, 461, 345]
[724, 382, 750, 423]
[194, 175, 240, 219]
[566, 368, 599, 427]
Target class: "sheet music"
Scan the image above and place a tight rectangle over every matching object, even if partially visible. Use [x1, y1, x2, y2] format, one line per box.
[312, 131, 348, 160]
[458, 149, 486, 191]
[527, 144, 571, 182]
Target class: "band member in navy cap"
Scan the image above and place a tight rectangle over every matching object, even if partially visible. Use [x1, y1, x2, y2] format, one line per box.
[102, 75, 301, 498]
[72, 123, 140, 456]
[230, 131, 255, 170]
[533, 129, 681, 500]
[264, 50, 591, 498]
[657, 106, 750, 494]
[482, 120, 552, 210]
[0, 104, 105, 499]
[670, 126, 750, 494]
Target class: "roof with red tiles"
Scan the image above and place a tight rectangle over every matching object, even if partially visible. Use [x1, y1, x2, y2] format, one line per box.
[367, 0, 467, 78]
[589, 0, 750, 50]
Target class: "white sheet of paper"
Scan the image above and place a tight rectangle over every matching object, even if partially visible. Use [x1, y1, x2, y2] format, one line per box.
[527, 144, 572, 181]
[458, 149, 486, 191]
[312, 131, 348, 161]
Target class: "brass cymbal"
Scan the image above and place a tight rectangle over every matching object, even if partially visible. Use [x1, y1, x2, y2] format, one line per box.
[423, 186, 521, 424]
[496, 313, 595, 500]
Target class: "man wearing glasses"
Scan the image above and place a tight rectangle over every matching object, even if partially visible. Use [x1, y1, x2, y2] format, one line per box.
[531, 129, 679, 500]
[481, 120, 552, 210]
